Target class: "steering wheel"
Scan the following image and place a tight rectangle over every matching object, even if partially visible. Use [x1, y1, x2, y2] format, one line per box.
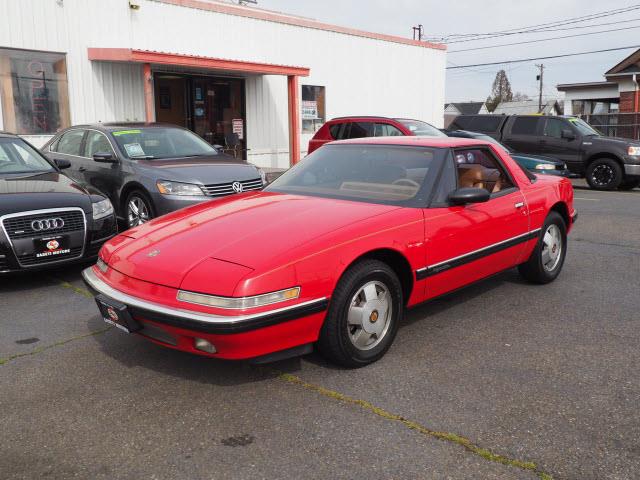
[392, 178, 420, 188]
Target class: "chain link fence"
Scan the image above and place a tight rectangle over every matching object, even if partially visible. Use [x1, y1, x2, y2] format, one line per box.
[578, 113, 640, 140]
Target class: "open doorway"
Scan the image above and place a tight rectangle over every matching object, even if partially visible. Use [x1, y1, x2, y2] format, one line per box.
[154, 74, 247, 159]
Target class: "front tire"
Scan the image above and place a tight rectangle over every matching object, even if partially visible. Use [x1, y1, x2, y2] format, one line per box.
[125, 190, 155, 229]
[318, 260, 402, 368]
[518, 211, 567, 284]
[585, 158, 622, 190]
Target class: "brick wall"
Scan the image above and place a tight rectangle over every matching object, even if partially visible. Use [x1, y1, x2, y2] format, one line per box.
[619, 91, 636, 113]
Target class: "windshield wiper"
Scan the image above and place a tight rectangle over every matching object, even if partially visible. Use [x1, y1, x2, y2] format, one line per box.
[3, 170, 53, 179]
[130, 155, 156, 159]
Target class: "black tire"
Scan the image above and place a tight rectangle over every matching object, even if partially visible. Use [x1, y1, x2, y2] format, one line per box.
[317, 260, 402, 368]
[124, 190, 156, 229]
[585, 158, 622, 191]
[518, 211, 567, 284]
[618, 178, 640, 191]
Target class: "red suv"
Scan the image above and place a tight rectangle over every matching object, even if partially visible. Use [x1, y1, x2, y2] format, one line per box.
[308, 116, 446, 154]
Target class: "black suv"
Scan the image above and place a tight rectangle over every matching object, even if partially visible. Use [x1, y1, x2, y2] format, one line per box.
[0, 132, 117, 274]
[447, 114, 640, 190]
[43, 124, 266, 228]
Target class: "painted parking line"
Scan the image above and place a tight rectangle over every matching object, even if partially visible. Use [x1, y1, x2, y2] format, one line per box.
[276, 371, 553, 480]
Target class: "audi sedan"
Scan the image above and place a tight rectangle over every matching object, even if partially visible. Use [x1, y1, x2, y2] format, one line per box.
[83, 136, 575, 367]
[0, 132, 117, 274]
[42, 124, 266, 229]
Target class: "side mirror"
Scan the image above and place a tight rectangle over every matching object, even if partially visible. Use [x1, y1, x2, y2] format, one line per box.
[93, 152, 117, 163]
[561, 129, 576, 140]
[54, 158, 71, 170]
[212, 144, 224, 154]
[448, 187, 490, 206]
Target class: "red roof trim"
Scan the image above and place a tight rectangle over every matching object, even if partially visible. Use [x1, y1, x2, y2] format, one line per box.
[88, 48, 310, 76]
[156, 0, 446, 51]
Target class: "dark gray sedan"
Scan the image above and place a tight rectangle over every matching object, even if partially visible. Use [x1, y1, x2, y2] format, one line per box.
[42, 123, 265, 228]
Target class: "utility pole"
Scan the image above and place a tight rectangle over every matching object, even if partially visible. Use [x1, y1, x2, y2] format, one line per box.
[412, 25, 424, 41]
[536, 64, 545, 113]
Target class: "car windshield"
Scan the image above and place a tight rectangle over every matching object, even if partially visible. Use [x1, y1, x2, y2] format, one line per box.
[266, 144, 446, 205]
[111, 127, 218, 159]
[568, 117, 601, 136]
[0, 137, 55, 175]
[395, 119, 447, 137]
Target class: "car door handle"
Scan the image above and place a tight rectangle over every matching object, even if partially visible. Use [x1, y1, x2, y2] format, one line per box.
[515, 202, 525, 209]
[78, 167, 87, 172]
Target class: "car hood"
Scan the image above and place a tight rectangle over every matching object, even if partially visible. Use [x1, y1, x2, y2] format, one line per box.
[107, 191, 401, 289]
[0, 171, 93, 215]
[511, 153, 563, 165]
[587, 135, 639, 147]
[137, 155, 261, 184]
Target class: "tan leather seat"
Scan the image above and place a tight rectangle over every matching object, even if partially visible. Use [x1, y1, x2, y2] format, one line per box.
[458, 164, 503, 193]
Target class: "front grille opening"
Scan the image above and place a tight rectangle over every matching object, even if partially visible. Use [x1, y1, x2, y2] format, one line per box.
[3, 210, 85, 240]
[202, 178, 263, 197]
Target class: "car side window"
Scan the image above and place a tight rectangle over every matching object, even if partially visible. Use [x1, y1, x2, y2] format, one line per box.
[55, 130, 85, 156]
[329, 123, 348, 140]
[510, 117, 541, 136]
[85, 131, 115, 157]
[453, 148, 515, 195]
[347, 122, 373, 139]
[374, 123, 404, 137]
[543, 118, 566, 138]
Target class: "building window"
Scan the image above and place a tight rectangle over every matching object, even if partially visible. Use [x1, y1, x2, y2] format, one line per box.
[301, 85, 325, 134]
[0, 48, 71, 135]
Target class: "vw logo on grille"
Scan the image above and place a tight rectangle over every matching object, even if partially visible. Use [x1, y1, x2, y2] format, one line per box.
[232, 181, 243, 193]
[31, 218, 65, 231]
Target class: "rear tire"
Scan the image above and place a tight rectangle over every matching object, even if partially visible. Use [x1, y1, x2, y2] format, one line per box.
[318, 260, 402, 368]
[518, 211, 567, 284]
[585, 158, 622, 191]
[618, 178, 640, 191]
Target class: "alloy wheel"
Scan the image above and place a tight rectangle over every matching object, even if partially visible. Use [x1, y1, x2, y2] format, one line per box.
[347, 280, 393, 351]
[591, 164, 614, 187]
[541, 224, 563, 272]
[127, 196, 150, 227]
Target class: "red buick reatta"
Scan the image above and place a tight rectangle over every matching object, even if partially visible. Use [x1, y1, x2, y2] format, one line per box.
[83, 137, 576, 367]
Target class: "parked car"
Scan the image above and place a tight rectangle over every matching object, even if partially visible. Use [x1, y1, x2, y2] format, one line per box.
[308, 116, 446, 154]
[446, 114, 640, 190]
[0, 132, 117, 274]
[82, 136, 575, 367]
[42, 124, 266, 228]
[446, 130, 575, 177]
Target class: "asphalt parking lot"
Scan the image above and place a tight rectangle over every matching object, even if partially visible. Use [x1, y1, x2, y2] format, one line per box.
[1, 180, 639, 480]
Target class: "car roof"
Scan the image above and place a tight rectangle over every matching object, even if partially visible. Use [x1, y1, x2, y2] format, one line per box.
[327, 136, 495, 148]
[0, 131, 18, 138]
[64, 122, 182, 132]
[329, 116, 423, 123]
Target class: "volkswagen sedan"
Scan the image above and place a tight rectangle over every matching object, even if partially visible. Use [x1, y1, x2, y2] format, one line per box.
[82, 136, 576, 367]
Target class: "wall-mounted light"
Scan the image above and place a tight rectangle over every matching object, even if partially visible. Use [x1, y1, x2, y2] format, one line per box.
[129, 1, 140, 10]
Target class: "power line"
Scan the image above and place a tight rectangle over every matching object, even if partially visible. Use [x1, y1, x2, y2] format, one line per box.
[426, 4, 640, 42]
[449, 22, 640, 53]
[445, 45, 640, 70]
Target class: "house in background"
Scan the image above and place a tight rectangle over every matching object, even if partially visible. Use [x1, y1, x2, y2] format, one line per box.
[491, 99, 561, 116]
[444, 101, 488, 127]
[557, 48, 639, 139]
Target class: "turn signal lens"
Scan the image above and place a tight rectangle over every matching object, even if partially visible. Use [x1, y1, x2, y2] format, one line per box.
[177, 287, 301, 309]
[96, 257, 108, 273]
[628, 146, 640, 156]
[534, 164, 555, 170]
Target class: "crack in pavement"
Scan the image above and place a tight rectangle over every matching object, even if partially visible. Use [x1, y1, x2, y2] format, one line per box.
[0, 327, 111, 366]
[275, 371, 553, 480]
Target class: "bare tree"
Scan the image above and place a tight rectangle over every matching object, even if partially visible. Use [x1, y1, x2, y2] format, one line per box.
[512, 92, 530, 102]
[486, 70, 513, 112]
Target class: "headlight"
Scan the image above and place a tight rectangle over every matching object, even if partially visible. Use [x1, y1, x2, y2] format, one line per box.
[628, 146, 640, 156]
[259, 168, 267, 186]
[156, 180, 206, 196]
[177, 286, 300, 309]
[92, 198, 114, 220]
[534, 164, 556, 170]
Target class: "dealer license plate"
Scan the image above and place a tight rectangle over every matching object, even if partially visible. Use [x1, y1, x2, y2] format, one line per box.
[95, 295, 140, 333]
[33, 235, 70, 259]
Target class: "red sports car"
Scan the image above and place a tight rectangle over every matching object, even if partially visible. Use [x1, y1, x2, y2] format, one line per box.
[83, 137, 576, 367]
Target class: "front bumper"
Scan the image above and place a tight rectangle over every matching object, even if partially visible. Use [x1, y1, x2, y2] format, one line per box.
[151, 193, 211, 216]
[624, 163, 640, 177]
[81, 267, 329, 359]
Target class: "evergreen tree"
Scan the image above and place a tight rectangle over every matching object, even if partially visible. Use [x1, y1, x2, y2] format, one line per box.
[486, 70, 513, 112]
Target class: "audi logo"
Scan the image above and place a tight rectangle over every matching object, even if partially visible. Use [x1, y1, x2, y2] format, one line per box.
[31, 218, 65, 231]
[232, 181, 243, 193]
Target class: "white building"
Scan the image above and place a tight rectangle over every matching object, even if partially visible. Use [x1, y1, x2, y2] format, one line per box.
[0, 0, 446, 168]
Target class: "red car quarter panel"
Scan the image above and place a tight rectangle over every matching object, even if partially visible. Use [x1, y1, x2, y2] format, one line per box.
[83, 137, 574, 366]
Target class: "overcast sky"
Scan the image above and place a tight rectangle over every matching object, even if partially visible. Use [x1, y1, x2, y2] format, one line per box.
[259, 0, 639, 103]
